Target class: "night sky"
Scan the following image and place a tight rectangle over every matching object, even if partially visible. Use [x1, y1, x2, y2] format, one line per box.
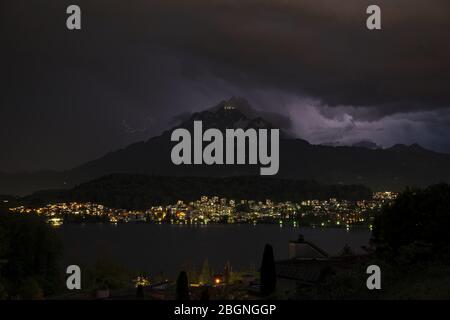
[2, 0, 450, 172]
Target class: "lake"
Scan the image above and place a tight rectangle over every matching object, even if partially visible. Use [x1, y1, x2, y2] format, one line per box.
[56, 224, 371, 276]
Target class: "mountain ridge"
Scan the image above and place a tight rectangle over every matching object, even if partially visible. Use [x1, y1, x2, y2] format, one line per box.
[21, 174, 373, 210]
[2, 97, 450, 195]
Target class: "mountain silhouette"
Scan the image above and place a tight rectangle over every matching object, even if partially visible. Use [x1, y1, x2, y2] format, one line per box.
[2, 97, 450, 195]
[352, 140, 381, 150]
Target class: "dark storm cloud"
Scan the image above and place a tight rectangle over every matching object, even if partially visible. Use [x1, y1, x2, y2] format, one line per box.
[137, 0, 450, 113]
[8, 0, 448, 113]
[287, 99, 450, 154]
[2, 0, 450, 171]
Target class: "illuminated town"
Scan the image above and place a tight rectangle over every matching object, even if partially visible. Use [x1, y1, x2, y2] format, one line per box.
[8, 192, 398, 229]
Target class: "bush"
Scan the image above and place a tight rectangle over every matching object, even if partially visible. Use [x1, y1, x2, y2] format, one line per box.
[176, 271, 190, 300]
[372, 183, 450, 256]
[0, 210, 62, 299]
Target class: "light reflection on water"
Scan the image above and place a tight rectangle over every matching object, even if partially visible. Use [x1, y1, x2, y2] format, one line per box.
[56, 224, 371, 275]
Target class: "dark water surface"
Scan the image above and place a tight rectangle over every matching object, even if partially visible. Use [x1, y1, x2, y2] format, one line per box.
[56, 224, 371, 275]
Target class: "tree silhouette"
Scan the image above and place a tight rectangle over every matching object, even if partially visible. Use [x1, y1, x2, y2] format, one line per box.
[136, 284, 144, 299]
[200, 287, 210, 301]
[176, 271, 190, 300]
[260, 244, 276, 296]
[224, 261, 232, 284]
[373, 183, 450, 254]
[0, 210, 62, 298]
[339, 243, 354, 256]
[199, 259, 211, 285]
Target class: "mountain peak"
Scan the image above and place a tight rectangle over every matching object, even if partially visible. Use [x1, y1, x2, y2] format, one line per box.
[388, 143, 430, 153]
[212, 97, 252, 112]
[179, 97, 276, 131]
[352, 140, 381, 150]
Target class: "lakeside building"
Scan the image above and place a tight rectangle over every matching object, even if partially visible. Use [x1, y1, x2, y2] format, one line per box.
[8, 191, 397, 228]
[276, 234, 371, 297]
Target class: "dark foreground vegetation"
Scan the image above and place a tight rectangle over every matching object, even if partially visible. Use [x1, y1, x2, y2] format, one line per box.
[0, 209, 139, 299]
[0, 211, 62, 299]
[295, 183, 450, 299]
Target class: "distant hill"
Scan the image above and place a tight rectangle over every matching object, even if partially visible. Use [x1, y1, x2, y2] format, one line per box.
[321, 140, 381, 149]
[352, 140, 381, 150]
[2, 97, 450, 195]
[0, 194, 19, 209]
[21, 174, 372, 210]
